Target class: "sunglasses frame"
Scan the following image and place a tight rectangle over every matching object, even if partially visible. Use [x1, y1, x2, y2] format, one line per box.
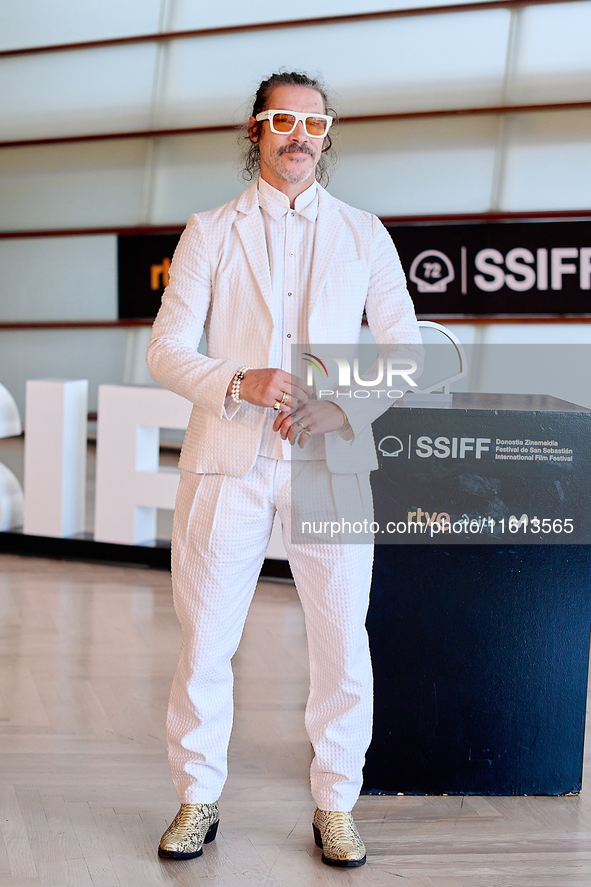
[255, 109, 333, 138]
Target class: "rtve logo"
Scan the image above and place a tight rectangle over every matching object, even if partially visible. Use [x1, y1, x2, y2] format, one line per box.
[150, 257, 171, 290]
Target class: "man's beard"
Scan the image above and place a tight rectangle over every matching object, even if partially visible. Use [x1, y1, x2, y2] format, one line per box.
[268, 143, 318, 184]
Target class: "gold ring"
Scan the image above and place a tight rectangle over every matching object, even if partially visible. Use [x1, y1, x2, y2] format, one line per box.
[280, 391, 289, 405]
[303, 428, 312, 437]
[273, 400, 281, 411]
[296, 421, 305, 428]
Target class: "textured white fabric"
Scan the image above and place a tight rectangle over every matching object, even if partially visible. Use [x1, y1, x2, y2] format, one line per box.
[146, 179, 422, 477]
[167, 458, 374, 811]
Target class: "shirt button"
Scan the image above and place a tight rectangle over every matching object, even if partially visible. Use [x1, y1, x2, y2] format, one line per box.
[287, 292, 292, 297]
[287, 333, 292, 338]
[291, 211, 295, 216]
[289, 252, 294, 257]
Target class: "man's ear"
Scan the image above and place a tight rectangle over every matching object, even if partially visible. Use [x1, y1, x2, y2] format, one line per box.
[247, 117, 259, 143]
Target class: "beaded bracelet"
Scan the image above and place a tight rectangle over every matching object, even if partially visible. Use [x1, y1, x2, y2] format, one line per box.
[231, 366, 252, 404]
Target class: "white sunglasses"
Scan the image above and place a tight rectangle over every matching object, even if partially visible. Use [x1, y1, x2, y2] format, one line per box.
[255, 109, 333, 138]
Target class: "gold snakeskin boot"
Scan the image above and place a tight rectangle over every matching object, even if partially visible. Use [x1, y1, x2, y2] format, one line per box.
[312, 807, 366, 867]
[158, 802, 219, 859]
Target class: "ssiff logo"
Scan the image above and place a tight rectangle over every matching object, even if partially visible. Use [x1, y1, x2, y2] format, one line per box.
[409, 250, 455, 293]
[378, 436, 404, 457]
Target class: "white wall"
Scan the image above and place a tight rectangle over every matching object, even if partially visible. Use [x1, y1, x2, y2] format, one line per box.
[0, 236, 117, 322]
[0, 329, 129, 416]
[2, 2, 590, 227]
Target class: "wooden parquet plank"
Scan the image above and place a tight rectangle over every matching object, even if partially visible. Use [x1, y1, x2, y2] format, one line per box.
[0, 785, 37, 880]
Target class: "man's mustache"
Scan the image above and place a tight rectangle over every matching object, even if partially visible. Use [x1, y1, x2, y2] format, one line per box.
[275, 143, 316, 157]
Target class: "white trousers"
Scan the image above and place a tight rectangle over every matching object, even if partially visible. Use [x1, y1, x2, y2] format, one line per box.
[167, 456, 374, 811]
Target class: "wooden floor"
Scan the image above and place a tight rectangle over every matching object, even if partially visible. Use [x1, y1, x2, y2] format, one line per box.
[1, 554, 591, 886]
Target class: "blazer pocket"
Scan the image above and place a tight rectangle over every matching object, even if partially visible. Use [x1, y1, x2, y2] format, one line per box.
[332, 258, 364, 272]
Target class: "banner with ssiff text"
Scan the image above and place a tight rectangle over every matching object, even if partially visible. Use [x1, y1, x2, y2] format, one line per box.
[387, 219, 591, 315]
[117, 221, 591, 318]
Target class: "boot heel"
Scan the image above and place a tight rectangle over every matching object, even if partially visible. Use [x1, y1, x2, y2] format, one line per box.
[312, 824, 323, 849]
[204, 820, 219, 844]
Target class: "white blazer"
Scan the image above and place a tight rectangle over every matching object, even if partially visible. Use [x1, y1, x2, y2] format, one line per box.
[146, 181, 421, 477]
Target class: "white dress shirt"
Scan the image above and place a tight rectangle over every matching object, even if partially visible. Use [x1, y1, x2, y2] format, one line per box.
[256, 177, 326, 461]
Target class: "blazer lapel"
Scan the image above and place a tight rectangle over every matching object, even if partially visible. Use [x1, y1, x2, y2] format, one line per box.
[234, 183, 274, 318]
[308, 187, 346, 323]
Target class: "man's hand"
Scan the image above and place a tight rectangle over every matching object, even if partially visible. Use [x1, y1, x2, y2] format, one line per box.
[228, 368, 309, 413]
[273, 400, 345, 448]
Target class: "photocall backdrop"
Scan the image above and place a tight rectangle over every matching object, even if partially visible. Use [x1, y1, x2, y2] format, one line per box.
[118, 219, 591, 319]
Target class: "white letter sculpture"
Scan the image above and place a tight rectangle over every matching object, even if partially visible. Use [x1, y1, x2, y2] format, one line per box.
[94, 385, 192, 545]
[24, 379, 88, 537]
[0, 382, 24, 531]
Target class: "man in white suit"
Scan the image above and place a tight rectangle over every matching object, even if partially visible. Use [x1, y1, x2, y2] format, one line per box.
[147, 71, 421, 867]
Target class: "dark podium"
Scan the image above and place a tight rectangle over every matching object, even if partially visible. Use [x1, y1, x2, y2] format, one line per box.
[363, 394, 591, 796]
